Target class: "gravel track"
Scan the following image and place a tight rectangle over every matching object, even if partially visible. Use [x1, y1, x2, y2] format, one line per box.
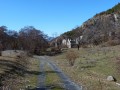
[35, 56, 82, 90]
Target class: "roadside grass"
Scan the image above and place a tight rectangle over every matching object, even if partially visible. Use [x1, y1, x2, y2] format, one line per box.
[0, 56, 40, 90]
[50, 45, 120, 90]
[23, 57, 40, 89]
[45, 63, 64, 90]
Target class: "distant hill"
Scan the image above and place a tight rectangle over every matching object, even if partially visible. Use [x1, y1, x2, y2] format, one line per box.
[47, 37, 54, 41]
[54, 3, 120, 46]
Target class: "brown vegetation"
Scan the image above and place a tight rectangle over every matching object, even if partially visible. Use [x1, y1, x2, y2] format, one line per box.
[65, 50, 79, 66]
[50, 45, 120, 90]
[0, 26, 48, 55]
[107, 39, 120, 46]
[0, 51, 29, 90]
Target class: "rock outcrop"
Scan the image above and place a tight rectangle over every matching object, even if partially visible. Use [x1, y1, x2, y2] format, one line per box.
[51, 3, 120, 47]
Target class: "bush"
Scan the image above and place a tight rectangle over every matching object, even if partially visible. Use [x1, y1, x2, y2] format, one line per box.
[51, 47, 58, 52]
[51, 47, 62, 54]
[107, 39, 120, 46]
[27, 51, 33, 57]
[65, 50, 79, 66]
[82, 45, 88, 48]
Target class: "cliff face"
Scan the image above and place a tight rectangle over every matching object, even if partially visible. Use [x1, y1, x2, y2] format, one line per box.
[81, 13, 120, 44]
[51, 3, 120, 46]
[63, 3, 120, 45]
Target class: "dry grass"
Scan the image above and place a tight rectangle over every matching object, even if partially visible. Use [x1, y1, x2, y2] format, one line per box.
[50, 45, 120, 90]
[0, 52, 40, 90]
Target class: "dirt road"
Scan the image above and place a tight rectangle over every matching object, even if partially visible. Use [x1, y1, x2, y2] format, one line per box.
[35, 56, 82, 90]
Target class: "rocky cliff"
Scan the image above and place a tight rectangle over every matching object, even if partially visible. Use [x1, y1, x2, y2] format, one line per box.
[51, 3, 120, 47]
[62, 3, 120, 46]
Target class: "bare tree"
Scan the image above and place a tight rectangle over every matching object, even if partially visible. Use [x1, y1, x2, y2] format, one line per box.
[19, 26, 48, 54]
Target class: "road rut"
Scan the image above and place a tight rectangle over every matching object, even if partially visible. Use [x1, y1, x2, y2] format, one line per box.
[35, 56, 82, 90]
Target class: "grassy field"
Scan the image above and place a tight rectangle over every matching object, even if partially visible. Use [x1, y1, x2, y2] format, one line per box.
[0, 55, 40, 90]
[1, 45, 120, 90]
[50, 45, 120, 90]
[0, 54, 65, 90]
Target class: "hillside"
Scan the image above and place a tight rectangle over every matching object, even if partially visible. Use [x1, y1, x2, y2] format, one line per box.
[58, 3, 120, 46]
[50, 45, 120, 90]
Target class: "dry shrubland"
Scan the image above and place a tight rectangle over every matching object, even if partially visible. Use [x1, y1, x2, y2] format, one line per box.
[0, 51, 30, 90]
[107, 39, 120, 46]
[65, 50, 79, 66]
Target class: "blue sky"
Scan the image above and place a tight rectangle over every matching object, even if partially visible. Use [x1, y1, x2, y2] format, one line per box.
[0, 0, 120, 36]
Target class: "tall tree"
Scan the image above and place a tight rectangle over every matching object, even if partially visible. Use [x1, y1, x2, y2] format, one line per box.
[19, 26, 48, 54]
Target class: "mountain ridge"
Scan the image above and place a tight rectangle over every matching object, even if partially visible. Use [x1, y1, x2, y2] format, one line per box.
[52, 3, 120, 46]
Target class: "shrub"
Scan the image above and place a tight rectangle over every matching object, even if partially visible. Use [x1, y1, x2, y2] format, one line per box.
[82, 45, 88, 48]
[51, 47, 58, 52]
[51, 47, 62, 54]
[65, 50, 79, 66]
[107, 39, 120, 46]
[61, 45, 68, 48]
[26, 51, 33, 57]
